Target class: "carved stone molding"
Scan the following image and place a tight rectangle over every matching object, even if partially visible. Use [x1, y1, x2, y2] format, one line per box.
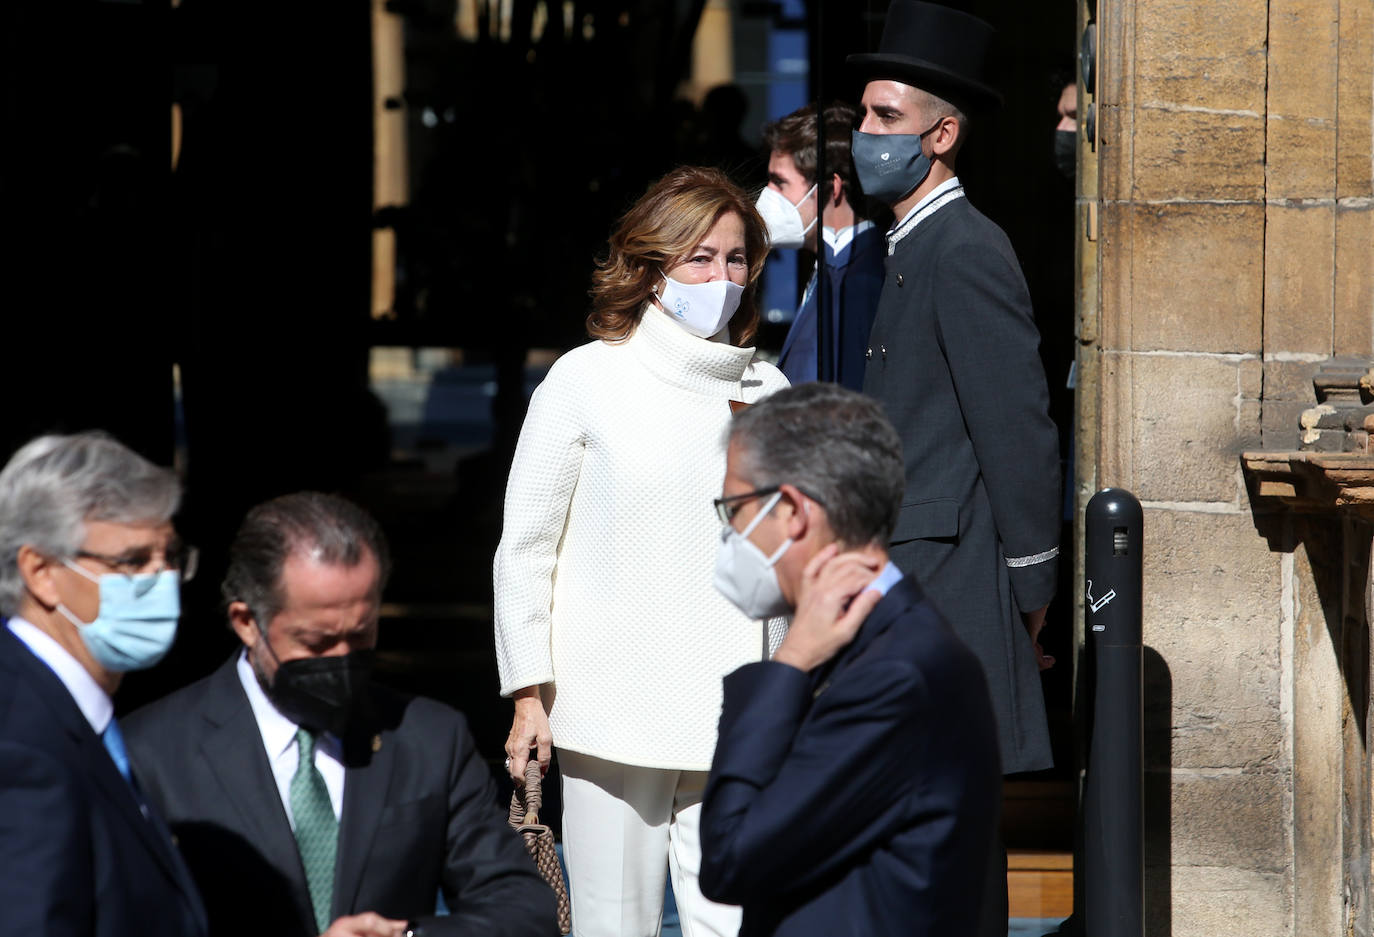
[1242, 450, 1374, 520]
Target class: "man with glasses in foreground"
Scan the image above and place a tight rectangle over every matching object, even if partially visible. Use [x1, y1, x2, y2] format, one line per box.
[0, 431, 208, 937]
[699, 383, 1002, 936]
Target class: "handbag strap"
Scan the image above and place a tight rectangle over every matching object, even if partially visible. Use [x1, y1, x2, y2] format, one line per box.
[507, 758, 544, 827]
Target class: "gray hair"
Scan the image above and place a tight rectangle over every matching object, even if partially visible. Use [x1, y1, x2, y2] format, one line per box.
[222, 491, 392, 630]
[728, 383, 905, 547]
[0, 432, 182, 616]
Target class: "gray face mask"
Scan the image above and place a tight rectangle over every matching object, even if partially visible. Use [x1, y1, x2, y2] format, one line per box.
[851, 119, 942, 205]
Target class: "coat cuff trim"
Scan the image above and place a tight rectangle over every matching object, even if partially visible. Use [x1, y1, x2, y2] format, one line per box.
[1005, 546, 1060, 568]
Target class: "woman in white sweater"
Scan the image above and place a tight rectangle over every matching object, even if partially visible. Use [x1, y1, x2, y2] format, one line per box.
[494, 166, 789, 937]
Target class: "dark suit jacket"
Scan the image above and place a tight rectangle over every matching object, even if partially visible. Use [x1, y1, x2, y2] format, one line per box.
[123, 654, 558, 937]
[777, 225, 886, 390]
[862, 195, 1061, 773]
[698, 577, 1002, 937]
[0, 625, 209, 937]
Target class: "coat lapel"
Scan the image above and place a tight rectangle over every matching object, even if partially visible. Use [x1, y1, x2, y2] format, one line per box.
[332, 715, 397, 918]
[2, 627, 208, 933]
[196, 658, 317, 933]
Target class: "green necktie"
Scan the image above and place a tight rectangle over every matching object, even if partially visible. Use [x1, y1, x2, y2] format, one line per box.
[290, 728, 338, 934]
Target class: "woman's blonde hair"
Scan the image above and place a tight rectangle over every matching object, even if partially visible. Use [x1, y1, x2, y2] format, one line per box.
[588, 166, 769, 346]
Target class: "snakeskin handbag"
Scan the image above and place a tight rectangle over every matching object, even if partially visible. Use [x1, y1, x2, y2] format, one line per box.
[508, 760, 572, 934]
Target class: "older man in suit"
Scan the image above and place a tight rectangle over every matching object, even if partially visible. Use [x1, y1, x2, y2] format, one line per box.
[699, 383, 1002, 937]
[123, 492, 557, 937]
[0, 431, 209, 937]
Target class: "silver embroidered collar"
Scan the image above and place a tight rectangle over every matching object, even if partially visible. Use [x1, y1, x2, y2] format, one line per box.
[886, 183, 965, 255]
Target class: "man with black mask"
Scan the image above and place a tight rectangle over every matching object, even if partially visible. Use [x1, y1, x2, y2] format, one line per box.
[124, 492, 557, 937]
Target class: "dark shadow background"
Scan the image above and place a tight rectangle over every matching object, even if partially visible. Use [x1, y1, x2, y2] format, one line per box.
[2, 0, 1079, 808]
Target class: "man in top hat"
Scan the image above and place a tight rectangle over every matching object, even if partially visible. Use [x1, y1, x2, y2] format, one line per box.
[848, 5, 1062, 924]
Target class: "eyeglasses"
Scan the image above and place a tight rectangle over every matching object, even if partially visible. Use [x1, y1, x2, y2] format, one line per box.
[713, 487, 781, 525]
[73, 540, 200, 584]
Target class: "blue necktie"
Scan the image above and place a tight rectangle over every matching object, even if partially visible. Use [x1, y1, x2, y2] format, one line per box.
[102, 717, 134, 784]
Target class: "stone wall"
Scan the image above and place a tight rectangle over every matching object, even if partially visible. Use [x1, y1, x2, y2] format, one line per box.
[1083, 0, 1374, 933]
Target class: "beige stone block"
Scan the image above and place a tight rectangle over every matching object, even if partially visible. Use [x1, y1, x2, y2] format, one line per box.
[1169, 773, 1289, 872]
[1291, 533, 1345, 937]
[1101, 203, 1264, 354]
[1134, 0, 1267, 111]
[1132, 107, 1265, 202]
[1265, 115, 1337, 201]
[1149, 864, 1291, 937]
[1268, 0, 1340, 120]
[1263, 360, 1319, 402]
[1102, 354, 1251, 502]
[1141, 510, 1284, 766]
[1336, 0, 1374, 199]
[1334, 206, 1374, 355]
[1264, 204, 1336, 356]
[1098, 102, 1132, 205]
[1239, 358, 1264, 399]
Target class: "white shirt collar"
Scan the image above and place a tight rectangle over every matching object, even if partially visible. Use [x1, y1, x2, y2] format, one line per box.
[887, 176, 965, 254]
[237, 649, 306, 761]
[235, 650, 346, 824]
[821, 219, 875, 256]
[8, 617, 114, 734]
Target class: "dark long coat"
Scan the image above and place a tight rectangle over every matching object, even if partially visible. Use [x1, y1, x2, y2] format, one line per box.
[862, 192, 1060, 774]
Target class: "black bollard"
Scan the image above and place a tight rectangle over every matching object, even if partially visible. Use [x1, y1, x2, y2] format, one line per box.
[1082, 488, 1143, 937]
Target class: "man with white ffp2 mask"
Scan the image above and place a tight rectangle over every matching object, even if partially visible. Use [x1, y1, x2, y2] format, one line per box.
[756, 102, 884, 390]
[700, 382, 1001, 936]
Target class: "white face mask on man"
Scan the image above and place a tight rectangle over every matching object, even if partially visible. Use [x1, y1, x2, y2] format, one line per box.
[754, 183, 818, 251]
[654, 271, 744, 339]
[714, 491, 793, 620]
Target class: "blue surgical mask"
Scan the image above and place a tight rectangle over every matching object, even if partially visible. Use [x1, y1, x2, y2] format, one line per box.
[852, 119, 942, 205]
[57, 563, 181, 671]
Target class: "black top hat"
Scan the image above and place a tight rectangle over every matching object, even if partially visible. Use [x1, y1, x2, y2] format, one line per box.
[847, 1, 1002, 112]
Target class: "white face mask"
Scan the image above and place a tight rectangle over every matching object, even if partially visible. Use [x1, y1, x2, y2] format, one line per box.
[655, 272, 744, 339]
[755, 183, 818, 250]
[714, 491, 793, 620]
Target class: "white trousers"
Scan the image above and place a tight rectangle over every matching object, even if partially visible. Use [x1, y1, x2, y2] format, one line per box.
[558, 750, 742, 937]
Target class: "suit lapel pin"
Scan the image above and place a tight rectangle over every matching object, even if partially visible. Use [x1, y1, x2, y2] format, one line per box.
[866, 347, 873, 359]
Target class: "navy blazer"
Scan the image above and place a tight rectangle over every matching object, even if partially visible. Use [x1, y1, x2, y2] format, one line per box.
[699, 577, 1001, 937]
[123, 653, 558, 937]
[0, 626, 209, 937]
[777, 225, 886, 390]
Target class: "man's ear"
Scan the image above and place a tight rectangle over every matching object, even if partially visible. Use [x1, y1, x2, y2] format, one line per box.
[931, 115, 960, 158]
[830, 172, 844, 207]
[227, 601, 261, 650]
[17, 544, 62, 609]
[778, 483, 814, 540]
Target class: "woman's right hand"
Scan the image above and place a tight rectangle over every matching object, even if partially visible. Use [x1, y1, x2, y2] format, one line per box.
[505, 686, 552, 782]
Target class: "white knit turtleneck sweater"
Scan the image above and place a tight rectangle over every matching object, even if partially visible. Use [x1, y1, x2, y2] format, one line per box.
[493, 306, 790, 770]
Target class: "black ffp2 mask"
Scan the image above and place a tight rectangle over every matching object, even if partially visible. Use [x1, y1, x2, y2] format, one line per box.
[259, 644, 375, 737]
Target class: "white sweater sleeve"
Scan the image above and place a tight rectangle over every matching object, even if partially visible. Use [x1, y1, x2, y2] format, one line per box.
[493, 361, 587, 697]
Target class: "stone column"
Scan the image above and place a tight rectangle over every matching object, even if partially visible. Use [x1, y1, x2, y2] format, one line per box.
[1085, 0, 1373, 933]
